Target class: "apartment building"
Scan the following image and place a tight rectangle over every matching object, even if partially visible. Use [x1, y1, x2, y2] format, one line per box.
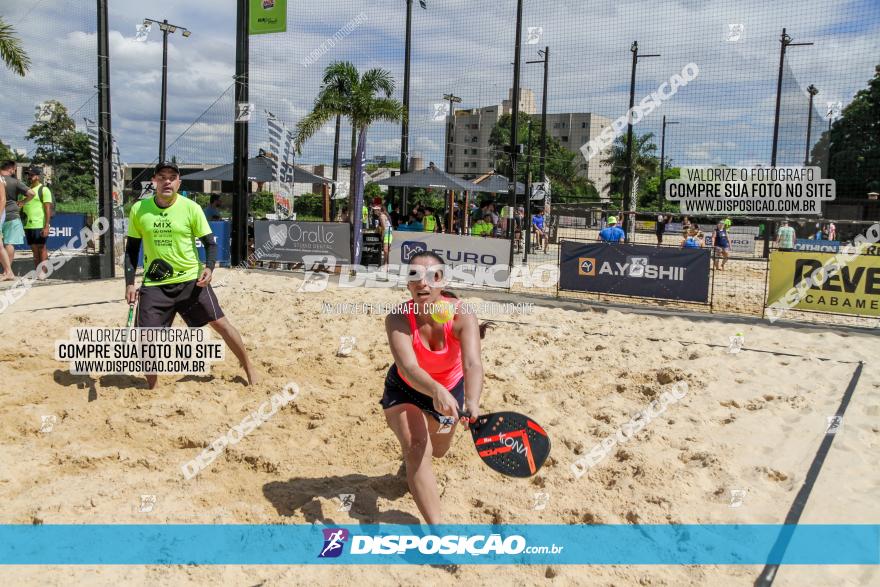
[446, 88, 613, 199]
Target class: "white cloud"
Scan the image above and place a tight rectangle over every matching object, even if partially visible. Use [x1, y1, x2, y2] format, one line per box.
[0, 0, 877, 171]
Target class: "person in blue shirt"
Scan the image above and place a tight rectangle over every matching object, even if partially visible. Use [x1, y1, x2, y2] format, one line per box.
[598, 216, 626, 243]
[681, 227, 703, 249]
[532, 209, 549, 252]
[202, 194, 223, 221]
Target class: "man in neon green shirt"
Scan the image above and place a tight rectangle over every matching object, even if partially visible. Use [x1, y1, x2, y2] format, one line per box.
[22, 167, 53, 279]
[125, 162, 256, 389]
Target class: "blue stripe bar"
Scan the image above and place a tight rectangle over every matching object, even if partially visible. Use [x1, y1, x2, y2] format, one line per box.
[0, 525, 877, 565]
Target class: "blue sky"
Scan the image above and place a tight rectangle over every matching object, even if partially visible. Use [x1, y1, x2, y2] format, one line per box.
[1, 0, 878, 171]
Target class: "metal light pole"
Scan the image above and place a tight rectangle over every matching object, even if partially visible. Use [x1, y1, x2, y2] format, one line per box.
[622, 41, 659, 241]
[507, 0, 524, 272]
[770, 28, 812, 167]
[443, 93, 461, 233]
[143, 18, 191, 163]
[767, 28, 813, 258]
[331, 114, 341, 219]
[659, 116, 679, 209]
[399, 0, 426, 216]
[524, 46, 548, 258]
[231, 1, 248, 266]
[97, 0, 114, 277]
[804, 84, 818, 166]
[443, 93, 462, 173]
[522, 119, 533, 261]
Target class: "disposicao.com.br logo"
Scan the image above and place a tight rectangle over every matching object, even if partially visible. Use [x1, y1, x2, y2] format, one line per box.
[318, 529, 563, 558]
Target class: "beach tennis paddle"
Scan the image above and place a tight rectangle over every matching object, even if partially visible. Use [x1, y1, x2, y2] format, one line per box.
[460, 410, 551, 478]
[126, 302, 136, 327]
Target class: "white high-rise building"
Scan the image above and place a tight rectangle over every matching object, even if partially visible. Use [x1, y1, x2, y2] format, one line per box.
[445, 89, 613, 199]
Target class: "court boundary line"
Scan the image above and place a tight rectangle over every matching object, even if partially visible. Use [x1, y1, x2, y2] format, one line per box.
[753, 361, 864, 586]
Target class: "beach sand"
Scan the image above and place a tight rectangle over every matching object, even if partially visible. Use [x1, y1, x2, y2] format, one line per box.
[0, 269, 878, 585]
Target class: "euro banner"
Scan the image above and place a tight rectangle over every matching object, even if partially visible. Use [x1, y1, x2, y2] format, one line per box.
[767, 251, 880, 317]
[559, 241, 711, 303]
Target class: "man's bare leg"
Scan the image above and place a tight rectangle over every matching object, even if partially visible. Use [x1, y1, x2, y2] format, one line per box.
[209, 316, 257, 385]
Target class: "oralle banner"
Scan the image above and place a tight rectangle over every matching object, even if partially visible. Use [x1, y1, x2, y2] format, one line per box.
[559, 241, 711, 302]
[254, 221, 351, 264]
[389, 232, 512, 288]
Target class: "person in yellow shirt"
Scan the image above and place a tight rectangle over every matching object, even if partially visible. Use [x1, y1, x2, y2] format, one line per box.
[423, 207, 437, 233]
[22, 167, 53, 279]
[471, 214, 494, 237]
[125, 162, 257, 389]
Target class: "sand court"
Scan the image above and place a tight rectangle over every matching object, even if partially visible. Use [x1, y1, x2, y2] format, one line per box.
[0, 269, 878, 585]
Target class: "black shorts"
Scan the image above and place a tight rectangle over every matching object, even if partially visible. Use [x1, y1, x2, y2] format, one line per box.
[380, 364, 464, 423]
[136, 280, 224, 328]
[25, 228, 47, 246]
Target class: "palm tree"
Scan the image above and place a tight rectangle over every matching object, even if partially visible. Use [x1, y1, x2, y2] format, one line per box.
[315, 61, 358, 216]
[0, 17, 30, 76]
[295, 61, 406, 218]
[600, 132, 659, 200]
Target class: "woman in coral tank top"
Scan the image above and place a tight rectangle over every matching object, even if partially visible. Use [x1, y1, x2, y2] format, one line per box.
[382, 250, 490, 524]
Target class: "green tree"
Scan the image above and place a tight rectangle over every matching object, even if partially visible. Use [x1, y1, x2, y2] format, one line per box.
[25, 100, 95, 201]
[294, 61, 406, 216]
[600, 132, 659, 203]
[0, 17, 30, 76]
[0, 138, 14, 161]
[641, 166, 680, 211]
[825, 64, 880, 197]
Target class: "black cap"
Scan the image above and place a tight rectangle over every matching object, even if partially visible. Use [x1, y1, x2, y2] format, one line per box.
[25, 166, 42, 176]
[154, 162, 180, 175]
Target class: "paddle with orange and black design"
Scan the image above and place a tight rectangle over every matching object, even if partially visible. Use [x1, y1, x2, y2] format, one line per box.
[459, 410, 551, 478]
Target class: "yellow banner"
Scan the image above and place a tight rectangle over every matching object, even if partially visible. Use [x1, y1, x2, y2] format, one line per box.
[767, 251, 880, 317]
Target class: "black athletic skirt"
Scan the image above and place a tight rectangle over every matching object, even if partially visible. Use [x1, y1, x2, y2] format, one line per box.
[380, 363, 464, 423]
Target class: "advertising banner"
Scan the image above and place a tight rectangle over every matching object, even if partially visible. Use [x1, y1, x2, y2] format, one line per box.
[254, 221, 351, 264]
[704, 232, 756, 254]
[361, 232, 382, 267]
[13, 213, 88, 251]
[767, 251, 880, 317]
[389, 232, 512, 288]
[559, 241, 711, 302]
[794, 239, 841, 253]
[249, 0, 287, 35]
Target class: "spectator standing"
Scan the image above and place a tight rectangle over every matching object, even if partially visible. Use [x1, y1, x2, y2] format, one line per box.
[655, 213, 668, 245]
[776, 220, 796, 251]
[712, 220, 731, 270]
[598, 215, 625, 243]
[202, 194, 223, 221]
[681, 227, 703, 248]
[22, 166, 53, 279]
[0, 161, 36, 278]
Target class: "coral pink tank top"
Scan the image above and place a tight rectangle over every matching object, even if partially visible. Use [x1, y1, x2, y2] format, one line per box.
[398, 297, 464, 390]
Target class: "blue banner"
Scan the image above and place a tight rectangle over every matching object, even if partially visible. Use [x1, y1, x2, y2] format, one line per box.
[13, 213, 88, 251]
[0, 525, 877, 565]
[795, 239, 840, 253]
